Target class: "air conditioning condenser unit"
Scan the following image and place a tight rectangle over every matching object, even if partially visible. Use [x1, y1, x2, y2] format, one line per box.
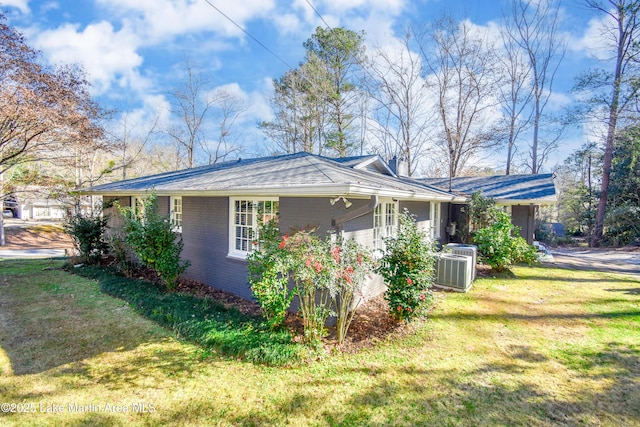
[444, 244, 477, 280]
[435, 253, 473, 292]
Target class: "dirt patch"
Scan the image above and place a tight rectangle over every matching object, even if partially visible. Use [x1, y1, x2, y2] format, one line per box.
[3, 225, 74, 250]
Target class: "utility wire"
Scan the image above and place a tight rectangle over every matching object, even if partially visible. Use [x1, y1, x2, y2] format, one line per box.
[201, 0, 295, 71]
[201, 0, 405, 151]
[303, 0, 405, 126]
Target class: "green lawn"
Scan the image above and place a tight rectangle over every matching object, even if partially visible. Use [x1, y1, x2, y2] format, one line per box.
[1, 258, 639, 426]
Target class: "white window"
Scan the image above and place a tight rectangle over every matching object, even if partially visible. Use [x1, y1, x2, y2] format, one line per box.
[229, 198, 279, 258]
[431, 201, 441, 239]
[373, 200, 398, 251]
[170, 196, 183, 233]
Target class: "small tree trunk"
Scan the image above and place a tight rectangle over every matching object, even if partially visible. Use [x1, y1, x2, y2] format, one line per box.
[0, 173, 5, 246]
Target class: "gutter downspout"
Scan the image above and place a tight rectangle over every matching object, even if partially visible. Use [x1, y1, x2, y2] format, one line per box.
[332, 195, 378, 232]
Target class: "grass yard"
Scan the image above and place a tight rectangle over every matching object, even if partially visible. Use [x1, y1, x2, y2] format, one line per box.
[1, 259, 639, 426]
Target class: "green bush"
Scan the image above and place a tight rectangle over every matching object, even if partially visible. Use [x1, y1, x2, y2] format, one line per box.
[249, 223, 375, 345]
[64, 207, 109, 264]
[473, 210, 538, 271]
[534, 222, 557, 245]
[377, 210, 438, 322]
[116, 194, 190, 289]
[106, 229, 137, 276]
[282, 230, 335, 345]
[247, 219, 294, 330]
[331, 237, 374, 345]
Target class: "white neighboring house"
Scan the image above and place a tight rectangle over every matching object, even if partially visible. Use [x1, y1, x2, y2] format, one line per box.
[13, 188, 95, 221]
[19, 198, 68, 220]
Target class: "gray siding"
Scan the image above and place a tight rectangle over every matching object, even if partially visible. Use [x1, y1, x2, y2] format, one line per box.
[279, 197, 335, 237]
[342, 198, 376, 248]
[181, 196, 254, 300]
[511, 205, 535, 244]
[157, 196, 170, 216]
[399, 201, 430, 231]
[103, 196, 129, 232]
[101, 194, 446, 304]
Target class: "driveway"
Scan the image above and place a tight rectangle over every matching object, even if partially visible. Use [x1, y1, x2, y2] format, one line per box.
[1, 219, 73, 259]
[0, 248, 67, 259]
[546, 247, 640, 279]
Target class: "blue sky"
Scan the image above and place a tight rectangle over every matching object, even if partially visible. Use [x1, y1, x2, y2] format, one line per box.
[2, 0, 609, 172]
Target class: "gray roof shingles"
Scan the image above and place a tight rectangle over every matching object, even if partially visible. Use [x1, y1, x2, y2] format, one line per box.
[420, 174, 557, 203]
[87, 152, 556, 203]
[88, 152, 452, 198]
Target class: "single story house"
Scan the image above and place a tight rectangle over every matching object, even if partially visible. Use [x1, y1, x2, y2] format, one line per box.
[86, 152, 461, 300]
[85, 152, 557, 300]
[420, 174, 558, 244]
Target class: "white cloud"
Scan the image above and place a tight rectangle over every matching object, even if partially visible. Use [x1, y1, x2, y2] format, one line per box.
[96, 0, 276, 45]
[1, 0, 29, 14]
[570, 13, 615, 61]
[547, 91, 572, 112]
[272, 13, 303, 36]
[321, 0, 404, 14]
[32, 21, 145, 95]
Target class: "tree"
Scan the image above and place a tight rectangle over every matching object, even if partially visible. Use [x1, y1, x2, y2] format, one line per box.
[166, 58, 211, 169]
[260, 67, 323, 155]
[368, 32, 436, 176]
[203, 88, 246, 165]
[0, 12, 103, 245]
[498, 7, 534, 175]
[108, 112, 160, 180]
[304, 27, 365, 157]
[418, 15, 503, 182]
[604, 125, 640, 245]
[574, 0, 640, 245]
[556, 142, 601, 238]
[508, 0, 566, 174]
[167, 58, 246, 168]
[261, 27, 365, 158]
[0, 15, 102, 175]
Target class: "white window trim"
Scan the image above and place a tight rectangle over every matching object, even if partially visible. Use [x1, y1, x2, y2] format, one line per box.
[170, 196, 183, 233]
[431, 201, 441, 240]
[228, 197, 279, 259]
[373, 199, 398, 252]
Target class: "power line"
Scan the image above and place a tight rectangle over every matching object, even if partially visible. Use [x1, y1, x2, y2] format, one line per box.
[304, 0, 332, 30]
[201, 0, 295, 71]
[201, 0, 405, 153]
[303, 0, 405, 126]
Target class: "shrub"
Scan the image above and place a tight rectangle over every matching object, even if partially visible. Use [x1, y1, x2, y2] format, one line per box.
[331, 237, 374, 345]
[473, 210, 538, 271]
[247, 219, 294, 330]
[534, 221, 557, 245]
[281, 230, 336, 345]
[106, 229, 137, 276]
[64, 206, 109, 264]
[378, 210, 438, 322]
[248, 222, 378, 345]
[116, 194, 190, 289]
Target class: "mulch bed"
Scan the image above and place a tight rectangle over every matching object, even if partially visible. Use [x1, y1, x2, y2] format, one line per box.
[173, 276, 410, 352]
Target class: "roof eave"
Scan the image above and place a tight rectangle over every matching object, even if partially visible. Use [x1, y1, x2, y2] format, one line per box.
[82, 183, 460, 201]
[495, 197, 558, 205]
